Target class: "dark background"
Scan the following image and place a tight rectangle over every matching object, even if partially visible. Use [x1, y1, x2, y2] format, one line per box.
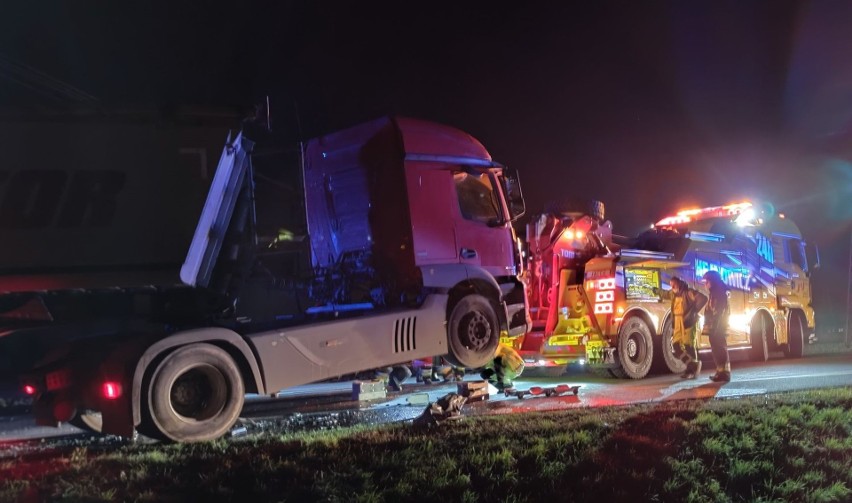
[1, 1, 850, 329]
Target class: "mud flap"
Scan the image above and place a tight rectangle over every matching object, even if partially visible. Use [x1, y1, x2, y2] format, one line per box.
[100, 395, 135, 437]
[33, 395, 60, 428]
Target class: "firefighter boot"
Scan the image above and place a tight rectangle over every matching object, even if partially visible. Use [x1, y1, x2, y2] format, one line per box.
[710, 371, 731, 382]
[389, 365, 412, 392]
[453, 367, 466, 381]
[421, 365, 434, 385]
[710, 364, 731, 382]
[681, 361, 700, 380]
[436, 365, 454, 382]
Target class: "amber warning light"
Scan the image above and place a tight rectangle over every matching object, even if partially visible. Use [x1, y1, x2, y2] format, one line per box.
[102, 382, 123, 400]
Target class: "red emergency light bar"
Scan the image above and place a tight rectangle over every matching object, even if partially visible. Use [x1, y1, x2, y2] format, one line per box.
[655, 202, 752, 227]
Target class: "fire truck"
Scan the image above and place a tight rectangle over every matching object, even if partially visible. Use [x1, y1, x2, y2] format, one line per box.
[519, 201, 817, 379]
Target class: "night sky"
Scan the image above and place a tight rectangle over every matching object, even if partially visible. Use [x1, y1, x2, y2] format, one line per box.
[2, 1, 851, 324]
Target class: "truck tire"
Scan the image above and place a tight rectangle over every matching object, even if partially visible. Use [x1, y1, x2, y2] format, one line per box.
[783, 312, 805, 358]
[145, 343, 244, 443]
[613, 317, 654, 379]
[445, 294, 500, 369]
[657, 318, 687, 374]
[606, 367, 627, 378]
[749, 313, 770, 362]
[69, 412, 103, 434]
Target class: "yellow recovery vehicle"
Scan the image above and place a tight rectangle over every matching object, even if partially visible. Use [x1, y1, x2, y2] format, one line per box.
[519, 201, 817, 378]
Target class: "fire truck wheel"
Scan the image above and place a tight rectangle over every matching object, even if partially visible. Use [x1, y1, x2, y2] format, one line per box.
[145, 343, 245, 443]
[614, 317, 654, 379]
[784, 311, 805, 358]
[658, 318, 687, 374]
[69, 411, 103, 434]
[749, 314, 770, 362]
[607, 367, 627, 379]
[445, 294, 500, 369]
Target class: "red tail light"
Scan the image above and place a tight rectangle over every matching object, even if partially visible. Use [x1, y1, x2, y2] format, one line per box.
[102, 382, 123, 400]
[23, 384, 37, 396]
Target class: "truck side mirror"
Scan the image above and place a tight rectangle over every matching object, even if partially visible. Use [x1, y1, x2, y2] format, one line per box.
[502, 167, 526, 221]
[807, 243, 820, 273]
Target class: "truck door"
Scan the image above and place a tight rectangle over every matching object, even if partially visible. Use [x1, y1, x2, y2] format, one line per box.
[408, 167, 457, 263]
[451, 168, 514, 276]
[772, 234, 811, 309]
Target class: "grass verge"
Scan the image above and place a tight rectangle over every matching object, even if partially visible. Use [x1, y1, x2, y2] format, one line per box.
[1, 388, 851, 502]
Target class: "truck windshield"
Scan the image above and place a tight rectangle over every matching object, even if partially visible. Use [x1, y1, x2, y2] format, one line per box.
[453, 170, 502, 225]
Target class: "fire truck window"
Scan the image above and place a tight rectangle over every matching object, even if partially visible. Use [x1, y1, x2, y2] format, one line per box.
[453, 170, 500, 224]
[771, 237, 786, 266]
[788, 239, 807, 271]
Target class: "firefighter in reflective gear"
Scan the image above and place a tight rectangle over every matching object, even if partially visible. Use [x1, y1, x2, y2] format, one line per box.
[665, 277, 707, 379]
[480, 343, 525, 391]
[701, 270, 731, 382]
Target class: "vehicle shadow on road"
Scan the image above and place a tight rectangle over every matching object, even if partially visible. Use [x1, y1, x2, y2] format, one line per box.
[571, 380, 725, 502]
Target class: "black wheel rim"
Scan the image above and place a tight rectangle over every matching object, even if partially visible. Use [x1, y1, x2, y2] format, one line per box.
[460, 310, 493, 351]
[170, 365, 227, 421]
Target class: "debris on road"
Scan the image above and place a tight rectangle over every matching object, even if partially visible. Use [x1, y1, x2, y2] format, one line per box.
[413, 393, 467, 427]
[405, 393, 430, 406]
[352, 379, 387, 401]
[503, 384, 580, 400]
[457, 380, 490, 403]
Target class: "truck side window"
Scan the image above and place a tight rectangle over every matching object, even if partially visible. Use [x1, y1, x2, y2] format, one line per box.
[787, 238, 807, 272]
[453, 170, 500, 224]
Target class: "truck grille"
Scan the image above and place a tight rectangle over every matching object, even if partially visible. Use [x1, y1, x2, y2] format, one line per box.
[393, 317, 417, 353]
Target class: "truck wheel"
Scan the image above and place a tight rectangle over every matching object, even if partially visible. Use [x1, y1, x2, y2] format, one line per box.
[783, 312, 805, 358]
[445, 294, 500, 369]
[614, 317, 654, 379]
[145, 343, 244, 443]
[749, 314, 770, 362]
[658, 318, 687, 374]
[607, 367, 627, 378]
[69, 412, 103, 434]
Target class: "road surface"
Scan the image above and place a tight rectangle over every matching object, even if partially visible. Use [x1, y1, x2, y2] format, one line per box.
[1, 349, 849, 449]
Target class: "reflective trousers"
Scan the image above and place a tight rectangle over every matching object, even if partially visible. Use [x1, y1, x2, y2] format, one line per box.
[672, 316, 698, 365]
[708, 331, 730, 372]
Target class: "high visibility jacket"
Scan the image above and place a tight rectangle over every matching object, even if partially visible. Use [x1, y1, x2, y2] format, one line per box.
[672, 288, 708, 329]
[493, 343, 524, 375]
